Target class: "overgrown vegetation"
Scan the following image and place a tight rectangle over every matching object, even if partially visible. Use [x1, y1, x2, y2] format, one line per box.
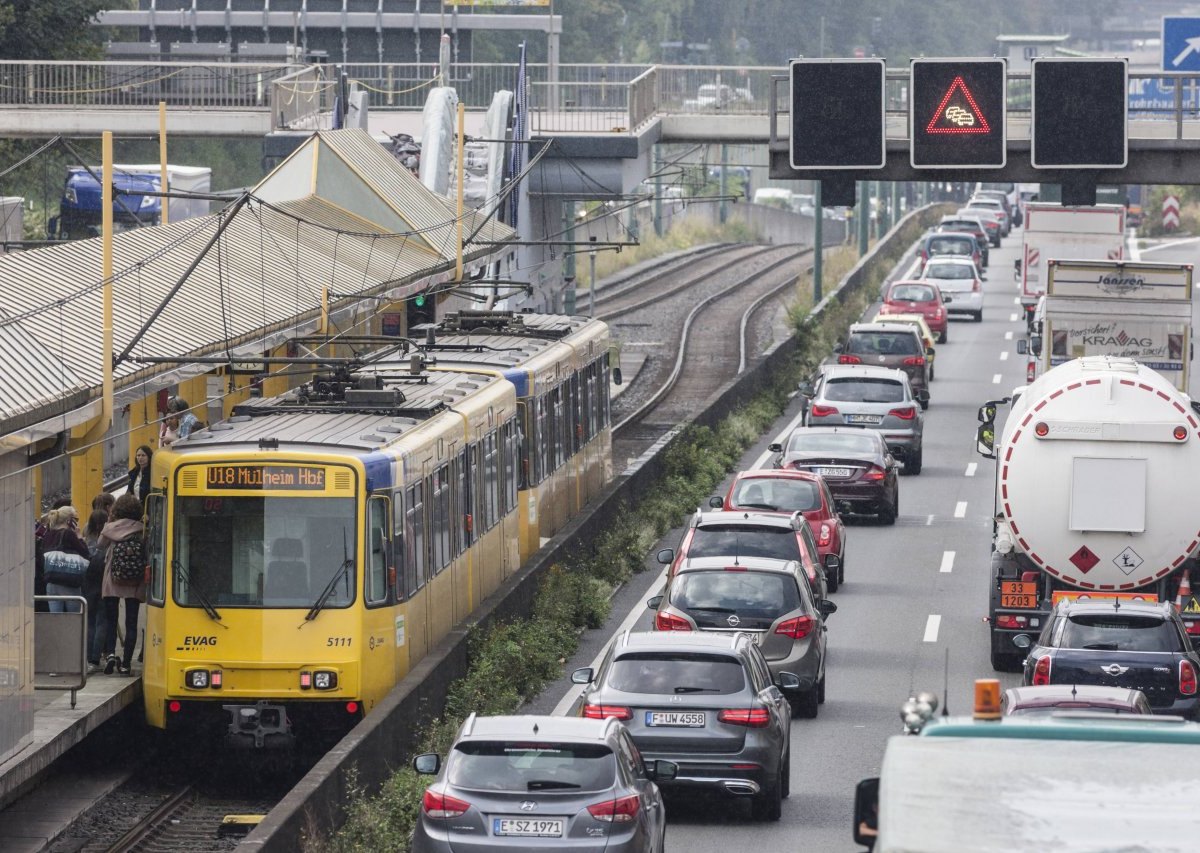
[1139, 184, 1198, 238]
[317, 207, 943, 852]
[582, 215, 760, 286]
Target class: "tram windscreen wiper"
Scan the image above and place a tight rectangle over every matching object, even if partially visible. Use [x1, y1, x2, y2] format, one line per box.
[303, 529, 353, 624]
[172, 559, 222, 623]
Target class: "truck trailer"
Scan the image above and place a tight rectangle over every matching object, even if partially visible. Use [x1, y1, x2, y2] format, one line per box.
[977, 357, 1200, 671]
[1017, 203, 1125, 323]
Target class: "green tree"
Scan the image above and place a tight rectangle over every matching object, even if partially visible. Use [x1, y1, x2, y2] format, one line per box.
[0, 0, 112, 60]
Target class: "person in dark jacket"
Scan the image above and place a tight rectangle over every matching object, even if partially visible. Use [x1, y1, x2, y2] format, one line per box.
[83, 508, 110, 672]
[98, 494, 146, 676]
[128, 445, 153, 507]
[40, 505, 91, 612]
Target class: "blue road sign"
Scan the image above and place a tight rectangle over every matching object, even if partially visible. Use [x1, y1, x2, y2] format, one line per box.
[1163, 17, 1200, 72]
[1129, 75, 1200, 118]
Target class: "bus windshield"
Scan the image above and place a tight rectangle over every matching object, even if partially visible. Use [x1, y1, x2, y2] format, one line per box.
[173, 496, 357, 609]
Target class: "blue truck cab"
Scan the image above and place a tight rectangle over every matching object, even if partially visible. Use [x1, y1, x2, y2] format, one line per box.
[51, 167, 162, 239]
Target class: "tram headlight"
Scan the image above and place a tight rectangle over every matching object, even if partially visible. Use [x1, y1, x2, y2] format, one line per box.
[313, 670, 339, 691]
[185, 668, 222, 690]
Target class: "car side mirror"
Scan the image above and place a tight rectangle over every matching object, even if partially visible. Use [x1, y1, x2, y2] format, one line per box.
[612, 366, 623, 386]
[942, 293, 952, 303]
[708, 495, 724, 509]
[656, 548, 674, 565]
[648, 759, 678, 781]
[854, 777, 880, 849]
[413, 753, 441, 775]
[833, 342, 845, 354]
[776, 671, 802, 691]
[916, 389, 930, 405]
[976, 422, 996, 459]
[1013, 258, 1022, 272]
[1016, 339, 1028, 355]
[768, 442, 782, 453]
[570, 667, 595, 684]
[646, 595, 663, 610]
[824, 554, 841, 571]
[925, 347, 935, 357]
[1030, 335, 1043, 357]
[977, 403, 997, 424]
[818, 599, 838, 617]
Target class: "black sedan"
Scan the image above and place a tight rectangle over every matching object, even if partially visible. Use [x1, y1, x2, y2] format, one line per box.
[768, 427, 899, 525]
[1023, 599, 1200, 719]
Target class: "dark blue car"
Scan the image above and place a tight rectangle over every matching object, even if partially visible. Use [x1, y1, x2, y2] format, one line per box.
[1023, 599, 1200, 719]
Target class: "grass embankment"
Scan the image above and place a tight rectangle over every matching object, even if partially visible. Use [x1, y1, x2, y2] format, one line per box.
[316, 217, 926, 853]
[581, 217, 761, 287]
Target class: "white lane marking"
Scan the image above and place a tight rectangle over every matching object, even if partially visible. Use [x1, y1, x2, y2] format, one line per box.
[1127, 228, 1142, 262]
[954, 501, 968, 518]
[923, 615, 942, 642]
[940, 551, 955, 573]
[1009, 312, 1018, 322]
[1012, 296, 1020, 304]
[992, 373, 1002, 384]
[904, 258, 923, 278]
[1005, 331, 1013, 340]
[965, 462, 977, 477]
[551, 567, 668, 717]
[1141, 235, 1200, 254]
[925, 514, 934, 526]
[750, 405, 810, 470]
[1000, 351, 1009, 361]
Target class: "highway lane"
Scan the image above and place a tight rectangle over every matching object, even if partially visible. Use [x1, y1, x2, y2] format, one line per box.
[524, 229, 1030, 851]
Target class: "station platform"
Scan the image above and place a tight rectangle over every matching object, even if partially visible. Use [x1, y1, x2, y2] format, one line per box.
[0, 671, 141, 852]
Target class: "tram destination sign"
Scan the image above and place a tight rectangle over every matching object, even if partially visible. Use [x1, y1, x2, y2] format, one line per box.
[205, 464, 327, 490]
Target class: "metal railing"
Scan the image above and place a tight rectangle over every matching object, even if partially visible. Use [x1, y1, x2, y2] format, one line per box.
[628, 66, 658, 130]
[34, 595, 88, 710]
[0, 60, 293, 110]
[272, 64, 335, 130]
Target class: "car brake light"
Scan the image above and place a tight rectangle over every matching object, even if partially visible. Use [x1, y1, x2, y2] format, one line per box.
[587, 794, 640, 823]
[972, 278, 981, 292]
[776, 615, 815, 639]
[655, 611, 692, 632]
[423, 788, 471, 819]
[718, 708, 771, 727]
[933, 309, 943, 319]
[902, 356, 925, 366]
[818, 523, 832, 546]
[861, 466, 887, 481]
[837, 354, 862, 364]
[1032, 655, 1052, 686]
[1181, 660, 1198, 696]
[810, 404, 839, 418]
[583, 704, 633, 720]
[888, 406, 916, 420]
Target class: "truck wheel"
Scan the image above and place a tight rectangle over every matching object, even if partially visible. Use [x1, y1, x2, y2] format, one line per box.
[990, 647, 1024, 673]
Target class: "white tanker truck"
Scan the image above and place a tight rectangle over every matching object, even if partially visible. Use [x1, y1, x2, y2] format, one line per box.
[976, 356, 1200, 671]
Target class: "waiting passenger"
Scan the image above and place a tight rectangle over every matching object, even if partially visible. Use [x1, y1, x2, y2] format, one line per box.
[128, 445, 153, 507]
[99, 494, 147, 676]
[40, 506, 91, 612]
[83, 508, 110, 672]
[168, 397, 202, 440]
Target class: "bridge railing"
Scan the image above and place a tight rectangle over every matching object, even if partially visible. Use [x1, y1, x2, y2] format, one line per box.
[628, 66, 658, 130]
[0, 60, 293, 110]
[273, 64, 336, 130]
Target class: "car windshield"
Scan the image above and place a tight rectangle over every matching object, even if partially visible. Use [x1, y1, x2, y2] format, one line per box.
[689, 525, 801, 561]
[732, 477, 820, 511]
[981, 182, 1014, 193]
[889, 284, 936, 302]
[848, 332, 920, 357]
[824, 378, 905, 403]
[1060, 615, 1184, 652]
[448, 741, 615, 792]
[925, 263, 976, 279]
[671, 571, 800, 619]
[928, 238, 973, 255]
[608, 653, 746, 694]
[787, 431, 877, 454]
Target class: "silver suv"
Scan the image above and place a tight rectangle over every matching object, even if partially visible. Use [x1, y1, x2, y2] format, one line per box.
[573, 631, 793, 821]
[647, 556, 835, 718]
[801, 364, 924, 475]
[411, 714, 672, 852]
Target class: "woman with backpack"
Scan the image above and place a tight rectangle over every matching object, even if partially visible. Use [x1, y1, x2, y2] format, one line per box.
[98, 494, 147, 675]
[40, 505, 91, 612]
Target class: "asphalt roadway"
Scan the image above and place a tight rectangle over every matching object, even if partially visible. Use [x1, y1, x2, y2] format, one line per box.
[521, 226, 1042, 851]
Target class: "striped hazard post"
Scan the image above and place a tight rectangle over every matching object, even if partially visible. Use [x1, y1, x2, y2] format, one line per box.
[1163, 194, 1181, 230]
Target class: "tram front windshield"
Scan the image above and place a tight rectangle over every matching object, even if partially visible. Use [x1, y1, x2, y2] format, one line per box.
[173, 496, 357, 608]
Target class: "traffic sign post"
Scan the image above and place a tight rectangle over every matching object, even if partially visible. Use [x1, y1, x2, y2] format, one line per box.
[1031, 58, 1127, 169]
[1163, 16, 1200, 72]
[788, 58, 886, 170]
[1164, 194, 1181, 230]
[910, 58, 1006, 169]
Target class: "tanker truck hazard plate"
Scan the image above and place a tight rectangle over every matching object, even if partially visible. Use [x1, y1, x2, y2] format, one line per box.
[1001, 581, 1038, 608]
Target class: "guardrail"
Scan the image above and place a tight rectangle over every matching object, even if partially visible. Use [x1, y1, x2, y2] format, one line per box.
[0, 60, 292, 110]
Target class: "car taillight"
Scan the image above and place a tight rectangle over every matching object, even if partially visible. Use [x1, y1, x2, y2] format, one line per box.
[776, 615, 815, 639]
[972, 278, 981, 292]
[655, 611, 692, 632]
[933, 309, 943, 319]
[888, 407, 916, 420]
[1181, 660, 1198, 696]
[1032, 655, 1052, 686]
[423, 788, 470, 819]
[718, 708, 771, 727]
[811, 404, 839, 418]
[587, 794, 640, 823]
[902, 356, 925, 366]
[818, 523, 832, 546]
[861, 466, 887, 481]
[583, 704, 633, 720]
[837, 354, 862, 364]
[1187, 621, 1200, 636]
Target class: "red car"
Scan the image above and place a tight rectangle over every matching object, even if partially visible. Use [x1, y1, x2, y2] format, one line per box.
[710, 469, 846, 592]
[879, 280, 949, 343]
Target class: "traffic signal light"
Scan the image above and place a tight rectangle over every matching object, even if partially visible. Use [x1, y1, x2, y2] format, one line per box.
[406, 291, 435, 333]
[789, 58, 885, 170]
[910, 59, 1006, 168]
[1031, 58, 1128, 169]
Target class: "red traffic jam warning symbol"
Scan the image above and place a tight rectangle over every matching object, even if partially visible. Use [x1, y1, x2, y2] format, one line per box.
[1069, 545, 1100, 574]
[926, 76, 991, 134]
